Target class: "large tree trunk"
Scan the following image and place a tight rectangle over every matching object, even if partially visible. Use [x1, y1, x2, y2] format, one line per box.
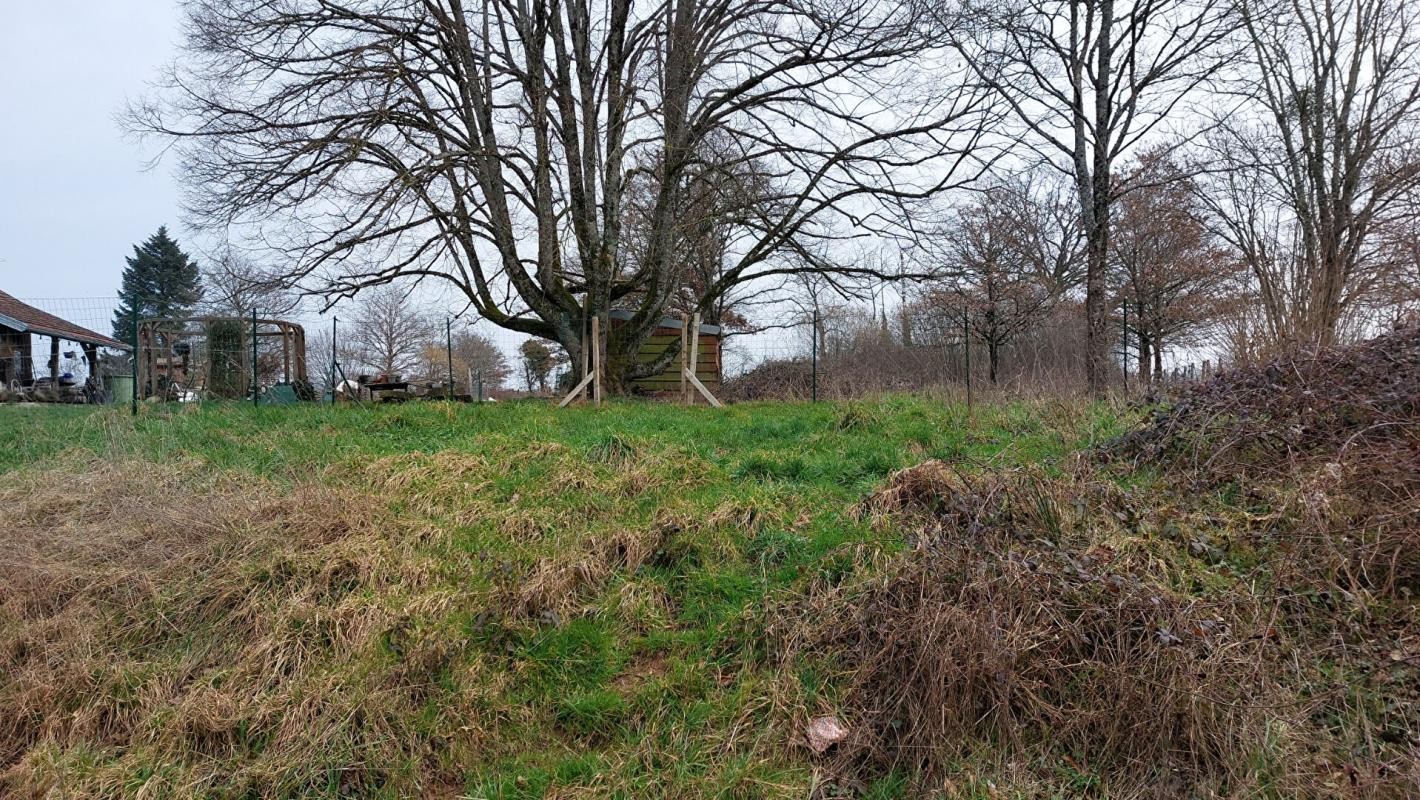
[1084, 0, 1115, 397]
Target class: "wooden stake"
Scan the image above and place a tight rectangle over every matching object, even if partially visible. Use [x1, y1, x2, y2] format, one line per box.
[591, 316, 602, 406]
[679, 315, 689, 405]
[686, 313, 701, 406]
[679, 312, 723, 408]
[683, 370, 724, 408]
[580, 316, 590, 403]
[558, 372, 595, 407]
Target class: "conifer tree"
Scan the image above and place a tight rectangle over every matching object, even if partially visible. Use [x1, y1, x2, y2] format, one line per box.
[112, 226, 203, 340]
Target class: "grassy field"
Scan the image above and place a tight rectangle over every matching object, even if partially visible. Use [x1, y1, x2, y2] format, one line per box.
[4, 378, 1416, 799]
[0, 397, 1123, 798]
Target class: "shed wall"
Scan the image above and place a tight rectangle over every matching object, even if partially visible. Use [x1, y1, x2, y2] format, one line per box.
[628, 324, 721, 392]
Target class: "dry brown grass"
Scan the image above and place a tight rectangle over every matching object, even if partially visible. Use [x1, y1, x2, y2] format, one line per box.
[504, 523, 678, 623]
[1110, 326, 1420, 597]
[779, 462, 1292, 798]
[766, 331, 1420, 796]
[0, 457, 483, 798]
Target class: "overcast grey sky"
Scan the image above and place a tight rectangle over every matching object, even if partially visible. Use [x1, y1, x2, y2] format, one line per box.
[1, 0, 180, 299]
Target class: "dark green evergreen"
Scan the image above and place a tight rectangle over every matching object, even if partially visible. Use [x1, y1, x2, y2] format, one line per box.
[112, 226, 203, 340]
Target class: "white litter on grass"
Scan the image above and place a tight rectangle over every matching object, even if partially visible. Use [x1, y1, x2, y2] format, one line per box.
[806, 715, 848, 753]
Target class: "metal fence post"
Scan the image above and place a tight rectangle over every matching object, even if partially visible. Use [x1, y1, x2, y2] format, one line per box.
[963, 304, 972, 415]
[330, 316, 338, 405]
[476, 369, 484, 403]
[811, 306, 818, 403]
[130, 306, 138, 416]
[446, 316, 454, 398]
[1121, 299, 1130, 394]
[251, 308, 259, 408]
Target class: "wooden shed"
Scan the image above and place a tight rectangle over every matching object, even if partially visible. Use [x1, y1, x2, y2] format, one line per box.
[609, 309, 722, 395]
[0, 290, 130, 400]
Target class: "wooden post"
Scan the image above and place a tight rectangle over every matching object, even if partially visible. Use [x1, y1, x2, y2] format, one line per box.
[48, 337, 60, 383]
[680, 315, 689, 405]
[591, 315, 602, 406]
[580, 316, 591, 402]
[282, 325, 292, 384]
[680, 313, 723, 408]
[686, 313, 701, 406]
[81, 342, 98, 401]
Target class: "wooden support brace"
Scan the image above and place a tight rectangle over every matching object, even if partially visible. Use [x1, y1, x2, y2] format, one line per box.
[558, 372, 596, 408]
[560, 316, 603, 408]
[686, 313, 700, 406]
[682, 369, 723, 408]
[579, 316, 590, 403]
[679, 315, 689, 405]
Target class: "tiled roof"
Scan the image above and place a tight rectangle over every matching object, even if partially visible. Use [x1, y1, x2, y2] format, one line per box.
[0, 290, 130, 349]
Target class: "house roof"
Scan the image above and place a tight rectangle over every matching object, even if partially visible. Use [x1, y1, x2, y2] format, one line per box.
[0, 290, 130, 350]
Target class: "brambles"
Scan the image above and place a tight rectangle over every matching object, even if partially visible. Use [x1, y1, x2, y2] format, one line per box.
[765, 332, 1420, 795]
[781, 465, 1281, 796]
[1113, 325, 1420, 595]
[1110, 324, 1420, 479]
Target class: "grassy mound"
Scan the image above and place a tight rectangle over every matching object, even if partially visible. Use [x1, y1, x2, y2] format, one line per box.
[791, 463, 1283, 791]
[1113, 324, 1420, 595]
[1, 459, 476, 797]
[770, 332, 1420, 796]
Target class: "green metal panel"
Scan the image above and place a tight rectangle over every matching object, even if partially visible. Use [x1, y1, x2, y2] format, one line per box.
[261, 383, 302, 405]
[105, 375, 134, 405]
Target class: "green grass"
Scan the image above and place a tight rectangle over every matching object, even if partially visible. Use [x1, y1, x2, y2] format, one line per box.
[0, 396, 1123, 798]
[0, 395, 1120, 479]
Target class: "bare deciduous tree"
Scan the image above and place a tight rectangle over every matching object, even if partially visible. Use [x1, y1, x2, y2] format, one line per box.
[347, 285, 435, 379]
[413, 329, 511, 391]
[134, 0, 988, 393]
[1111, 149, 1236, 382]
[936, 0, 1235, 393]
[927, 183, 1062, 382]
[202, 249, 302, 319]
[1199, 0, 1420, 346]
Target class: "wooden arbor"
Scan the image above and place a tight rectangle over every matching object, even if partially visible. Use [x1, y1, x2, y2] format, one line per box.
[136, 316, 308, 401]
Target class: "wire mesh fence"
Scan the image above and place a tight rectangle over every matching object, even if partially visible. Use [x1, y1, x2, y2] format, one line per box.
[0, 297, 127, 404]
[1, 296, 1211, 409]
[135, 313, 315, 405]
[719, 304, 1214, 402]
